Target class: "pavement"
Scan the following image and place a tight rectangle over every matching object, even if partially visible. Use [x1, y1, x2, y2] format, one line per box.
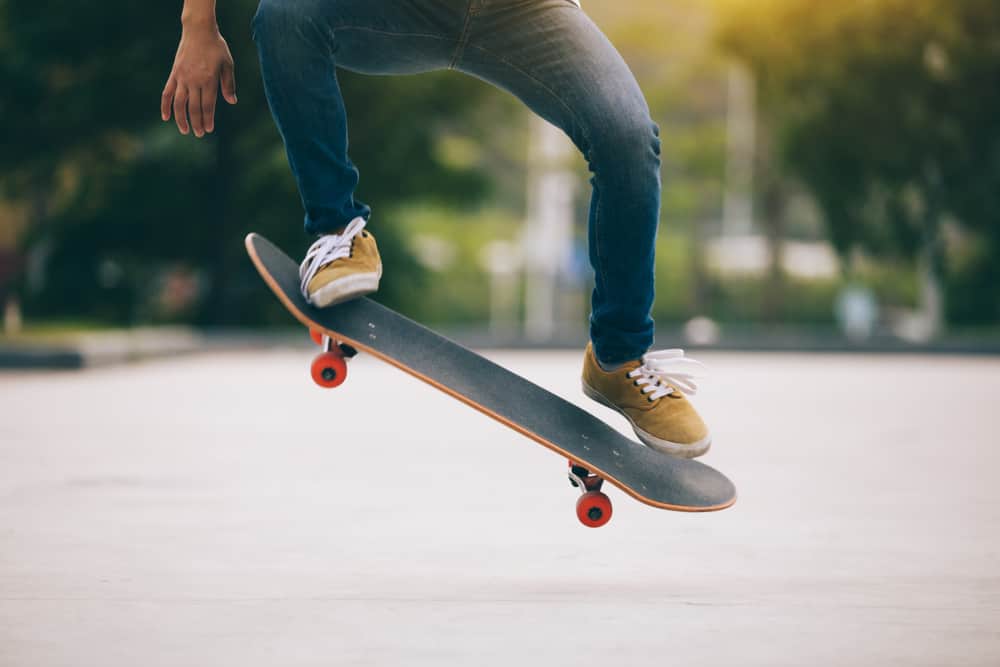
[1, 350, 998, 666]
[0, 328, 212, 369]
[3, 324, 1000, 370]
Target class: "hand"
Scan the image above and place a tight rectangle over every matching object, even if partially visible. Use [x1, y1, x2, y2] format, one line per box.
[161, 23, 237, 137]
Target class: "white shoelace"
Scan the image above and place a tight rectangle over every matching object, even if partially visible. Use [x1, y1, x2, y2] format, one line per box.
[299, 217, 367, 301]
[627, 349, 707, 400]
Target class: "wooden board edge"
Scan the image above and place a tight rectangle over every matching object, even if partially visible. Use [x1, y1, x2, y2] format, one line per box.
[245, 233, 737, 513]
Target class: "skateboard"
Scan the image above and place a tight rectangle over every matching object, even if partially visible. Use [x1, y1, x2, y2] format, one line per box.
[246, 233, 736, 527]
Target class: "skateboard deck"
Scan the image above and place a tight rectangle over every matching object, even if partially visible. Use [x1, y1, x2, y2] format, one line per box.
[246, 233, 736, 524]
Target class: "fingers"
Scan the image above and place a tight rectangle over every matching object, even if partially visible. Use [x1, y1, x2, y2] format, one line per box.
[164, 56, 236, 137]
[173, 86, 190, 135]
[221, 61, 238, 105]
[202, 86, 217, 134]
[166, 83, 217, 138]
[161, 76, 177, 121]
[189, 87, 206, 137]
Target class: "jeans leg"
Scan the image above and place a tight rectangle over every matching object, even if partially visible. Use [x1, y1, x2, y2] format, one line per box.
[456, 1, 661, 364]
[252, 0, 461, 234]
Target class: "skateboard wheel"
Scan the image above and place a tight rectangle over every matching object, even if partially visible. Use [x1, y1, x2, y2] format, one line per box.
[576, 491, 612, 528]
[310, 329, 325, 346]
[311, 351, 348, 388]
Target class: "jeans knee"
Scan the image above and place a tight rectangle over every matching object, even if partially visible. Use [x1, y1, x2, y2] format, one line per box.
[586, 114, 661, 180]
[603, 116, 660, 161]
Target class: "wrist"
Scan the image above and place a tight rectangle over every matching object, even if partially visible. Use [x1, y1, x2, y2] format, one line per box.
[181, 11, 218, 31]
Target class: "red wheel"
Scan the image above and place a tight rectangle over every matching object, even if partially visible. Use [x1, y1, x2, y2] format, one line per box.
[311, 351, 347, 388]
[309, 329, 325, 346]
[576, 491, 612, 528]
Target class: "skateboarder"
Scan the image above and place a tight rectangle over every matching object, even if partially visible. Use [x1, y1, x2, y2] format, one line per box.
[162, 0, 713, 458]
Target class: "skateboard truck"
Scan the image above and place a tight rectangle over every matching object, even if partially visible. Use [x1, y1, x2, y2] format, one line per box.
[567, 460, 613, 527]
[309, 328, 356, 388]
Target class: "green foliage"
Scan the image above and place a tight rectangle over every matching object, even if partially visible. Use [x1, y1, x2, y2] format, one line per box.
[708, 275, 839, 325]
[0, 0, 179, 178]
[0, 0, 496, 325]
[718, 0, 1000, 319]
[385, 203, 521, 325]
[650, 231, 802, 324]
[945, 233, 1000, 325]
[4, 0, 995, 332]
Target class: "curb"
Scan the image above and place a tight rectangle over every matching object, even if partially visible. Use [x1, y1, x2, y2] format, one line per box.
[3, 326, 999, 370]
[1, 328, 211, 370]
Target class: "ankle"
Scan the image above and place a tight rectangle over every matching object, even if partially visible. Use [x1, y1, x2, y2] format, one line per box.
[597, 356, 628, 373]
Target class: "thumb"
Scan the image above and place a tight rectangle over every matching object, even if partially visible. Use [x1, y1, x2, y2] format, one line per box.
[221, 62, 238, 104]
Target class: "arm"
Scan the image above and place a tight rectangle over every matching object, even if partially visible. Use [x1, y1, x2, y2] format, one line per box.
[161, 0, 237, 137]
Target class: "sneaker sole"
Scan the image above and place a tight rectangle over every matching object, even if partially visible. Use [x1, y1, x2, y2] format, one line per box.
[308, 272, 381, 308]
[581, 381, 712, 459]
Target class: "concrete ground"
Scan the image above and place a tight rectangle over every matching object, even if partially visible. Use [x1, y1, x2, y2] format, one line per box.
[1, 350, 998, 666]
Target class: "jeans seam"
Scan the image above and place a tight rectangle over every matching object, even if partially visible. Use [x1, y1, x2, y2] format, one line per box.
[592, 179, 607, 326]
[331, 25, 453, 44]
[450, 0, 476, 69]
[462, 44, 591, 150]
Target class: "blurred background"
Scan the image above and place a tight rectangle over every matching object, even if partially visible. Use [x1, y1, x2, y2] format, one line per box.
[0, 0, 998, 350]
[3, 4, 1000, 663]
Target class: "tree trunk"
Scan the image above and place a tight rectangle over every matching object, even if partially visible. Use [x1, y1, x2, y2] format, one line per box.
[917, 213, 945, 340]
[198, 114, 235, 326]
[754, 118, 786, 323]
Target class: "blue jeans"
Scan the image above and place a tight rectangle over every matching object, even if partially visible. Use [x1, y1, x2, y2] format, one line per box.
[252, 0, 661, 365]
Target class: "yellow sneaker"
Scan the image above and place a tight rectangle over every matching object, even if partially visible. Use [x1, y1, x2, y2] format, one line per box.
[581, 342, 711, 458]
[299, 217, 382, 307]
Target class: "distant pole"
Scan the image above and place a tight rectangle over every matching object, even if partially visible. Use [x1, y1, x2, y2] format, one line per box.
[0, 241, 24, 336]
[723, 64, 755, 238]
[3, 295, 22, 336]
[480, 240, 521, 341]
[523, 116, 576, 342]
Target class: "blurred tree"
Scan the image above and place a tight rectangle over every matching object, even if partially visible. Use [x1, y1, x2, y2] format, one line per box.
[718, 0, 1000, 327]
[587, 2, 730, 320]
[0, 0, 495, 326]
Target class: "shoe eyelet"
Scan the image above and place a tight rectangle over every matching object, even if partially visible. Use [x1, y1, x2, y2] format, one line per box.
[647, 396, 655, 403]
[632, 380, 639, 386]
